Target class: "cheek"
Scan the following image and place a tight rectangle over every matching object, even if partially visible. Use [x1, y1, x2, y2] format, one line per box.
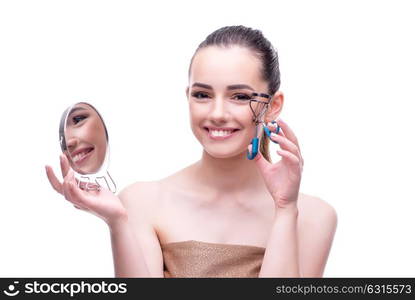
[83, 119, 102, 145]
[189, 103, 206, 127]
[82, 123, 95, 144]
[235, 106, 256, 132]
[85, 121, 107, 164]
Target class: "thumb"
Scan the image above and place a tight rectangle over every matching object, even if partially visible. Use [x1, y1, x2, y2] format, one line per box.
[248, 144, 269, 172]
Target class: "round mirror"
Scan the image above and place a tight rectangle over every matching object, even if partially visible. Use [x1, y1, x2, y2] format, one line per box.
[59, 102, 108, 175]
[58, 102, 116, 192]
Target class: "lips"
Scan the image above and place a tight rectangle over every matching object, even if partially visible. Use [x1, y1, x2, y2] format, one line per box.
[71, 147, 94, 164]
[203, 126, 240, 140]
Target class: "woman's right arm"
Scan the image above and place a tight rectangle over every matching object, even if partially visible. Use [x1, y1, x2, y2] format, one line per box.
[45, 154, 164, 277]
[107, 216, 150, 277]
[116, 182, 165, 277]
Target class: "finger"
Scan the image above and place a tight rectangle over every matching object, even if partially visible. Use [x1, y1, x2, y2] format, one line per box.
[249, 144, 270, 171]
[78, 180, 99, 191]
[67, 168, 82, 190]
[68, 167, 76, 182]
[276, 119, 304, 166]
[63, 179, 88, 209]
[66, 171, 95, 208]
[68, 180, 94, 210]
[60, 153, 71, 179]
[62, 168, 79, 203]
[45, 165, 63, 194]
[276, 149, 302, 170]
[62, 175, 72, 202]
[84, 182, 102, 194]
[270, 132, 301, 159]
[267, 123, 287, 140]
[276, 118, 301, 152]
[267, 121, 279, 132]
[268, 123, 304, 165]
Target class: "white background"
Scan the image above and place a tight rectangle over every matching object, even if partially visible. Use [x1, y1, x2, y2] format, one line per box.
[0, 0, 414, 277]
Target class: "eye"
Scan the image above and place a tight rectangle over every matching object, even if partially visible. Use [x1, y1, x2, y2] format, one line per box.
[72, 115, 87, 125]
[231, 93, 251, 102]
[191, 91, 210, 100]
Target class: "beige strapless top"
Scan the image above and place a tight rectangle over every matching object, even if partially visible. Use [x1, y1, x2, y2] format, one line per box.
[161, 240, 266, 278]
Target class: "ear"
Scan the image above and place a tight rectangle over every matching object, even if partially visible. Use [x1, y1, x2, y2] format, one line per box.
[265, 91, 284, 123]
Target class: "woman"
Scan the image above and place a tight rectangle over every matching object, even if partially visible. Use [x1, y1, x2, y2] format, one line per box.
[45, 25, 337, 277]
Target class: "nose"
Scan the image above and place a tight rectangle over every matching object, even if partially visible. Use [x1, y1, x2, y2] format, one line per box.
[208, 96, 229, 124]
[65, 135, 78, 153]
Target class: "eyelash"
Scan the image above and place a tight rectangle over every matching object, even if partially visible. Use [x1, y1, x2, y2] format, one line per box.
[231, 93, 251, 101]
[72, 115, 88, 125]
[191, 91, 210, 99]
[191, 91, 251, 102]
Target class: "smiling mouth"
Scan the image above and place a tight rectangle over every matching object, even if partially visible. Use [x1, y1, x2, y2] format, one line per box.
[204, 127, 240, 139]
[72, 147, 94, 164]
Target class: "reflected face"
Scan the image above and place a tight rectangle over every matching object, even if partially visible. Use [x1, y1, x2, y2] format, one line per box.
[187, 46, 269, 159]
[64, 103, 107, 174]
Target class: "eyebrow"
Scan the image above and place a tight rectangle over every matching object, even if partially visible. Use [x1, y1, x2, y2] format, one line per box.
[227, 84, 254, 91]
[68, 107, 88, 117]
[191, 82, 254, 91]
[192, 82, 213, 89]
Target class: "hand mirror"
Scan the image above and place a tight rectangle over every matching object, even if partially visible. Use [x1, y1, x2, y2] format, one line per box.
[59, 102, 116, 192]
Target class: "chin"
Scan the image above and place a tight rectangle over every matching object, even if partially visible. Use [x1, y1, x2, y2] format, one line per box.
[204, 147, 246, 159]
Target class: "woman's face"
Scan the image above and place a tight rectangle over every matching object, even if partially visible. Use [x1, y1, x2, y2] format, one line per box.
[187, 45, 272, 159]
[64, 103, 107, 174]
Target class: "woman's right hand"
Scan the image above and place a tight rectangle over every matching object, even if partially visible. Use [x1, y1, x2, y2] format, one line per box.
[45, 154, 128, 227]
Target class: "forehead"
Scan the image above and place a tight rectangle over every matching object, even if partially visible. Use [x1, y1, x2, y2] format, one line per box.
[190, 46, 265, 88]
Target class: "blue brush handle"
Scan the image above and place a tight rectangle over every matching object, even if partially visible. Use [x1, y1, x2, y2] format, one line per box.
[247, 137, 259, 160]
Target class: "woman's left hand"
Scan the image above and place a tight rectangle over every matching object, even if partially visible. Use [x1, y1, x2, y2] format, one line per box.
[250, 118, 304, 211]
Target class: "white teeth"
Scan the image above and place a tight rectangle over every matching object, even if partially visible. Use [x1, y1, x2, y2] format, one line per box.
[72, 149, 92, 162]
[211, 130, 233, 137]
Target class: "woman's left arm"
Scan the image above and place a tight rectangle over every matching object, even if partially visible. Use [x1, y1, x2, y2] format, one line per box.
[259, 204, 300, 277]
[250, 118, 303, 277]
[297, 196, 337, 277]
[253, 118, 337, 277]
[258, 196, 337, 277]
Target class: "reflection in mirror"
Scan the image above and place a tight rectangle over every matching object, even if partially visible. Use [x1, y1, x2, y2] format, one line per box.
[59, 102, 116, 193]
[64, 103, 107, 175]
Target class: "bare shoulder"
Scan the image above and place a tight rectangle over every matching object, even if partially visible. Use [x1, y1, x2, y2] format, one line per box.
[117, 181, 161, 223]
[116, 164, 193, 219]
[118, 181, 160, 203]
[297, 192, 338, 228]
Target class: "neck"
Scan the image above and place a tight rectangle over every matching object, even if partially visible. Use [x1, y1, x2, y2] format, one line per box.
[193, 150, 265, 193]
